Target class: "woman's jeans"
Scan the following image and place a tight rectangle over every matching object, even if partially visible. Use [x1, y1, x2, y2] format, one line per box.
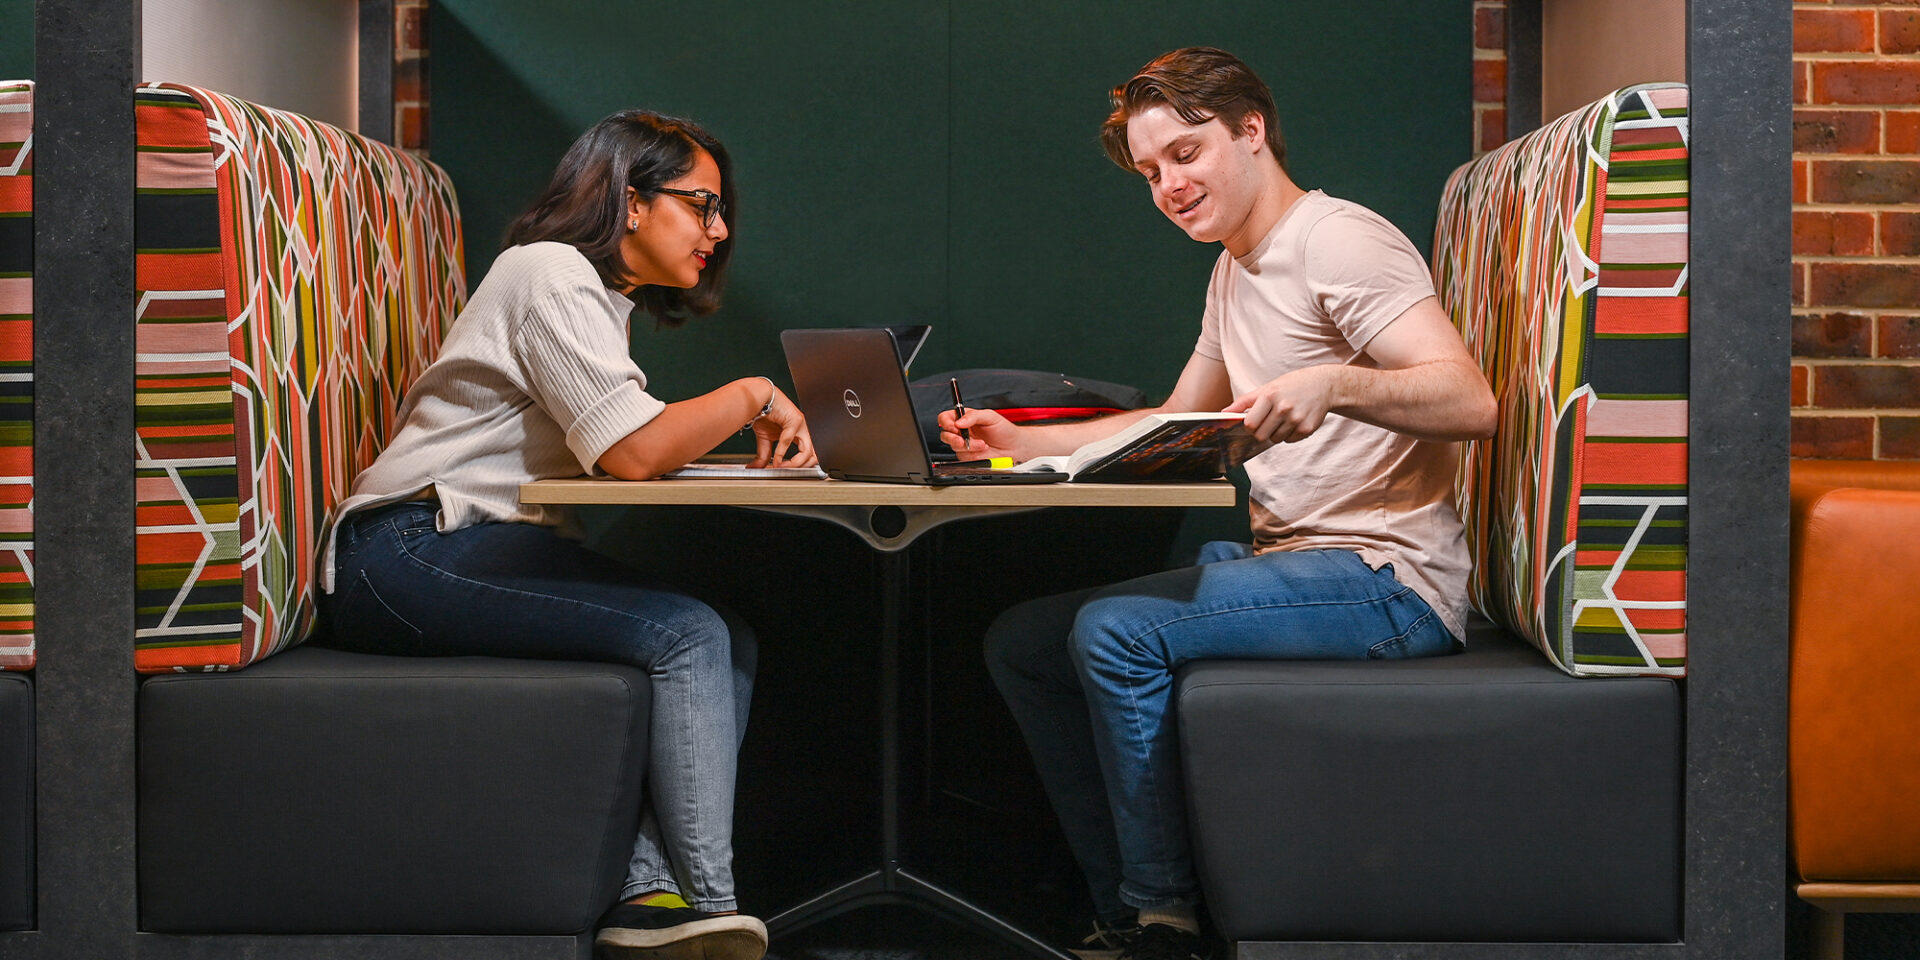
[984, 543, 1457, 920]
[322, 502, 754, 911]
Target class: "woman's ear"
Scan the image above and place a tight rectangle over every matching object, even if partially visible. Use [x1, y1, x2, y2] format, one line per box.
[626, 186, 646, 231]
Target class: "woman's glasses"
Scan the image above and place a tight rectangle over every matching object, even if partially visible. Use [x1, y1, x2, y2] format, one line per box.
[655, 188, 727, 229]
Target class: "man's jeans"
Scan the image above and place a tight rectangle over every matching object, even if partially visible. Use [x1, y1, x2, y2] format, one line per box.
[323, 502, 754, 911]
[985, 544, 1457, 919]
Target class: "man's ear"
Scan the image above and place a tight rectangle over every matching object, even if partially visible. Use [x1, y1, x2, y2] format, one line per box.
[1239, 112, 1267, 152]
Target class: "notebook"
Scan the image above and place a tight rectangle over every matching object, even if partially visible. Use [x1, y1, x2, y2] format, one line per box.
[660, 460, 828, 480]
[780, 328, 1065, 485]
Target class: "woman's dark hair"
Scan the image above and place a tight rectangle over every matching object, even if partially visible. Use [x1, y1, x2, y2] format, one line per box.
[1100, 47, 1287, 174]
[504, 110, 735, 326]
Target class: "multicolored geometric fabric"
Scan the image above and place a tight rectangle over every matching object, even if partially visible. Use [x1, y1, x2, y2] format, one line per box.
[134, 83, 465, 672]
[1433, 84, 1688, 677]
[0, 81, 31, 672]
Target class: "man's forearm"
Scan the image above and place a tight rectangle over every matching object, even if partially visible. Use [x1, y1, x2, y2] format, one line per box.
[1329, 359, 1497, 443]
[1011, 407, 1158, 459]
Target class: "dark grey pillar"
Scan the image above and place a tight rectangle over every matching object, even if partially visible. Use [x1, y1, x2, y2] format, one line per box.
[31, 0, 139, 958]
[360, 0, 394, 143]
[1504, 0, 1541, 139]
[1685, 0, 1790, 957]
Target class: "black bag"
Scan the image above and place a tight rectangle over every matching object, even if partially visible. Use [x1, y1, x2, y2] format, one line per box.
[908, 369, 1149, 458]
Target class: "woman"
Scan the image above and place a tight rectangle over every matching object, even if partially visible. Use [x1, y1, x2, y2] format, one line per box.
[320, 110, 805, 960]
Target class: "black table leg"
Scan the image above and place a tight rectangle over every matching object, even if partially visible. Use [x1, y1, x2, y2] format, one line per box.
[766, 547, 1070, 960]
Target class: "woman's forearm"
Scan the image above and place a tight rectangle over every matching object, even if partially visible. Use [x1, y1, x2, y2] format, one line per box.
[596, 378, 771, 479]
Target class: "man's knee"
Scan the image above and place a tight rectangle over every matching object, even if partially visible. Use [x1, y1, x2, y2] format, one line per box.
[1067, 595, 1162, 676]
[982, 594, 1073, 687]
[982, 605, 1034, 684]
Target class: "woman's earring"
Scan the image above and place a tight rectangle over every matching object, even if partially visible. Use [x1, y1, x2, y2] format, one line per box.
[628, 218, 639, 230]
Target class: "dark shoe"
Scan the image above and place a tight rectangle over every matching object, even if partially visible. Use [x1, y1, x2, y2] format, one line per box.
[1116, 922, 1213, 960]
[593, 903, 768, 960]
[1069, 913, 1143, 959]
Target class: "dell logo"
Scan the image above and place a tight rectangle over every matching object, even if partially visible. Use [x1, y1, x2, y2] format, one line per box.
[843, 389, 862, 418]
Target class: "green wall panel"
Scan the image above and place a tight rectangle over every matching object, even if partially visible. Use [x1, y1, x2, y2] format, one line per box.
[434, 0, 1471, 402]
[434, 0, 949, 402]
[0, 0, 31, 80]
[947, 0, 1471, 393]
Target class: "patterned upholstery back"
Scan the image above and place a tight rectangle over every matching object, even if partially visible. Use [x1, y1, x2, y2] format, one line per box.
[1433, 84, 1688, 678]
[0, 82, 31, 672]
[133, 84, 465, 672]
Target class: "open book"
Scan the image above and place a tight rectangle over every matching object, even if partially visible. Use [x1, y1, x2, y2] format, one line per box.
[1013, 412, 1265, 482]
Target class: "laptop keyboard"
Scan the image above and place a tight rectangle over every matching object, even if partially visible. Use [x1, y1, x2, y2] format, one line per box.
[929, 463, 1062, 483]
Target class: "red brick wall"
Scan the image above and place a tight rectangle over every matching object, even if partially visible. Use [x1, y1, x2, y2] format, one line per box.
[1475, 1, 1508, 156]
[1794, 0, 1920, 459]
[395, 0, 428, 155]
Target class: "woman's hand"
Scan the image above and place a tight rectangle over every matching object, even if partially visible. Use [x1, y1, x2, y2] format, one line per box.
[748, 384, 816, 467]
[937, 407, 1024, 460]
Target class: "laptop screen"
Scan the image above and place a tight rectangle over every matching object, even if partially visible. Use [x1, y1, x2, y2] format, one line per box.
[781, 328, 939, 483]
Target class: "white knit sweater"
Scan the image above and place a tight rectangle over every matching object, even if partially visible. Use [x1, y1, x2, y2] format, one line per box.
[319, 241, 666, 593]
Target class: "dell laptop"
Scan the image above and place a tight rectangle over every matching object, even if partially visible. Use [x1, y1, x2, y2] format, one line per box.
[781, 328, 1064, 485]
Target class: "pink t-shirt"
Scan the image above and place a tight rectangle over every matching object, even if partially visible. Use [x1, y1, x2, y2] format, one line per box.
[1196, 190, 1471, 641]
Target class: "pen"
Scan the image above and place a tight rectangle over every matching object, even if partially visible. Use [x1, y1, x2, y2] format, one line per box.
[950, 377, 971, 451]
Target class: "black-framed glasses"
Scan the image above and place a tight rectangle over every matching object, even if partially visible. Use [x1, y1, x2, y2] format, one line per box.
[655, 187, 727, 229]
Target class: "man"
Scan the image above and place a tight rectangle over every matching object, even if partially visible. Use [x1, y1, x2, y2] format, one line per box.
[937, 48, 1497, 960]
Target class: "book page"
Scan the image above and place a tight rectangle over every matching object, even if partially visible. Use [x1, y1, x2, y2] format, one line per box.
[1008, 455, 1069, 474]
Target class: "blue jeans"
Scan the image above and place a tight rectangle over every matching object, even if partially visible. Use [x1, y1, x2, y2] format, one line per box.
[321, 501, 754, 911]
[984, 543, 1457, 919]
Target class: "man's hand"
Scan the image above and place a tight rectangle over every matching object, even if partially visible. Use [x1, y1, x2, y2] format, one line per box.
[1219, 299, 1497, 446]
[1224, 365, 1342, 444]
[937, 407, 1025, 460]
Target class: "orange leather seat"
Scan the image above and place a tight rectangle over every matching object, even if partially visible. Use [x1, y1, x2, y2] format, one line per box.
[1790, 459, 1920, 959]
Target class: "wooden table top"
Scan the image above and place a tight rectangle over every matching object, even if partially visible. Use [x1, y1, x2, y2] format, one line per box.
[521, 477, 1237, 508]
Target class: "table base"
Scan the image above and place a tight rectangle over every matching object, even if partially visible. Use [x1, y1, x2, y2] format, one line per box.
[761, 547, 1071, 960]
[767, 864, 1069, 959]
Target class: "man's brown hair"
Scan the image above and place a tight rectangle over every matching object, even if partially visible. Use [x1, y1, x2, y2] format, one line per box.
[1100, 47, 1287, 173]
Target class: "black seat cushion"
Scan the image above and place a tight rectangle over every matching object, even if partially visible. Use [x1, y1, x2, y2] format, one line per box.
[0, 671, 29, 931]
[138, 646, 650, 934]
[1177, 620, 1680, 943]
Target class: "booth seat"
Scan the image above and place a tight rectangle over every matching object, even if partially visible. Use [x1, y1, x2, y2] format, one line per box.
[1790, 458, 1920, 960]
[0, 78, 33, 933]
[1180, 84, 1689, 945]
[128, 84, 650, 938]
